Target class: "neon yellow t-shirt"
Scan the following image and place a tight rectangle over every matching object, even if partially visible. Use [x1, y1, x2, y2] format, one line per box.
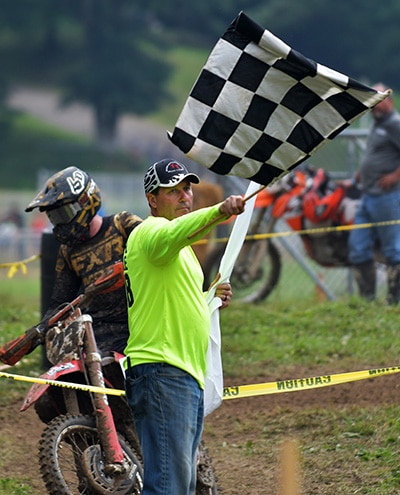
[123, 204, 223, 389]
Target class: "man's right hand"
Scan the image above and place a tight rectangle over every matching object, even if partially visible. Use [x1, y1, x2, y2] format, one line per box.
[219, 195, 245, 217]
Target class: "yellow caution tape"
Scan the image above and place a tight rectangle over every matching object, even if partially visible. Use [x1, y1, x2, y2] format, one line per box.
[0, 370, 125, 396]
[245, 219, 400, 242]
[1, 219, 398, 271]
[1, 365, 400, 400]
[193, 219, 400, 245]
[0, 255, 40, 278]
[223, 366, 400, 399]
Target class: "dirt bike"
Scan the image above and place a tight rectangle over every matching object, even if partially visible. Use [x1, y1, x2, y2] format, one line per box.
[202, 165, 361, 303]
[0, 262, 219, 495]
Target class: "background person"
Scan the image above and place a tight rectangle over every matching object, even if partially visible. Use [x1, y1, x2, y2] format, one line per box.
[0, 202, 25, 259]
[123, 158, 245, 495]
[347, 84, 400, 303]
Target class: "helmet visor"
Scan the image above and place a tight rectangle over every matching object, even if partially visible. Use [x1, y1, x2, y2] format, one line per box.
[46, 202, 82, 226]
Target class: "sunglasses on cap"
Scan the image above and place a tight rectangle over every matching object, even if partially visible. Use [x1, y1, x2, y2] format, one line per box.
[46, 202, 82, 226]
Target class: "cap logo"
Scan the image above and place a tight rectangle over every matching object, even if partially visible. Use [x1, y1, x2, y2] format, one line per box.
[144, 159, 199, 193]
[165, 162, 185, 173]
[66, 170, 86, 195]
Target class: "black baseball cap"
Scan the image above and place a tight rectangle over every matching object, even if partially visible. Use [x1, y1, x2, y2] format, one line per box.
[144, 159, 200, 194]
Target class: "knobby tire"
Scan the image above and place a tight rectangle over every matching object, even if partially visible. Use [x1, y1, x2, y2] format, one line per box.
[38, 413, 143, 495]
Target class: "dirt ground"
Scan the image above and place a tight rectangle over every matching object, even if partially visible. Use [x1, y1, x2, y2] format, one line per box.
[3, 87, 399, 493]
[1, 369, 399, 495]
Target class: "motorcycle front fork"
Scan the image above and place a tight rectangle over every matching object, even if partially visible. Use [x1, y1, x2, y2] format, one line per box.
[80, 314, 128, 476]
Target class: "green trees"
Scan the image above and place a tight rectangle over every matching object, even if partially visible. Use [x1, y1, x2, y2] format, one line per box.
[62, 1, 171, 149]
[1, 0, 172, 149]
[267, 0, 400, 88]
[1, 0, 400, 150]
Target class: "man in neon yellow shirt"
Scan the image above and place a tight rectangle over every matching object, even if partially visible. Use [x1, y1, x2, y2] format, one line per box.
[124, 158, 245, 495]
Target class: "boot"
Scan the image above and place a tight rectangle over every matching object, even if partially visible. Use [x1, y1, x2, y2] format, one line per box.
[386, 263, 400, 305]
[352, 261, 376, 301]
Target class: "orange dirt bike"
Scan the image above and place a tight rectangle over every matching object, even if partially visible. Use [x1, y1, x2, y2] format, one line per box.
[0, 262, 219, 495]
[202, 165, 361, 302]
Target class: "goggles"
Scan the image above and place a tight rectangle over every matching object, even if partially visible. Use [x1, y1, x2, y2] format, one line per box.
[46, 202, 82, 226]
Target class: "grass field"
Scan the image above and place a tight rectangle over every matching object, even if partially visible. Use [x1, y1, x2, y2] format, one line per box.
[1, 265, 400, 493]
[2, 47, 400, 490]
[0, 41, 400, 495]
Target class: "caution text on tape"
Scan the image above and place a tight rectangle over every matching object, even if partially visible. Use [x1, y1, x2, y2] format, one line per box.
[223, 366, 400, 399]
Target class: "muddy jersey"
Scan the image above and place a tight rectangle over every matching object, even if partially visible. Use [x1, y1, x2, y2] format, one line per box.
[44, 211, 142, 353]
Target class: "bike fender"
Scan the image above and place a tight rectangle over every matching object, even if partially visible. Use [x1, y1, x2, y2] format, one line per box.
[113, 351, 125, 362]
[20, 360, 84, 412]
[255, 189, 274, 208]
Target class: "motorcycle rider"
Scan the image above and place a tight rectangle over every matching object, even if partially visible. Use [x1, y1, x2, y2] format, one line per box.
[24, 166, 142, 353]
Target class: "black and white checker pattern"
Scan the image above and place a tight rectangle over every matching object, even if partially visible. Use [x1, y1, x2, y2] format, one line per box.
[168, 11, 389, 186]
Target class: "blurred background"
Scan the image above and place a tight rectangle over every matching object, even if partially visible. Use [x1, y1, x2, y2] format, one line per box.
[0, 0, 398, 301]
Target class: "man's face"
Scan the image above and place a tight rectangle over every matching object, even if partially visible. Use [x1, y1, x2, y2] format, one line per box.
[371, 85, 393, 121]
[147, 179, 194, 220]
[371, 97, 393, 120]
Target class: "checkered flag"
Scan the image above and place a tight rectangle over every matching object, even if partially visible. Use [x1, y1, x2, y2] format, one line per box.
[168, 11, 390, 186]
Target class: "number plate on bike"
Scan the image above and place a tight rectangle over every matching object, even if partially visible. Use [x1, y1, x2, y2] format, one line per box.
[46, 321, 85, 365]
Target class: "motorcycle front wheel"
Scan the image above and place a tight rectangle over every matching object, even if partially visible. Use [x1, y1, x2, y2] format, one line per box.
[38, 413, 143, 495]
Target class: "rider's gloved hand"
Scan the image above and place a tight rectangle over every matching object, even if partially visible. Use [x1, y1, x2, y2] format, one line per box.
[0, 324, 46, 366]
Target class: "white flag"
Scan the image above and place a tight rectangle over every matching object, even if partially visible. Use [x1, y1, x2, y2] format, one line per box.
[204, 180, 259, 415]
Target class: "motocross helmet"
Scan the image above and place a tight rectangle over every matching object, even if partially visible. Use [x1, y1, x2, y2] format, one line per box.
[25, 166, 102, 246]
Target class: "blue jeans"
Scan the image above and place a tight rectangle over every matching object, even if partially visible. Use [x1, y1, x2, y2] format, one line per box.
[349, 190, 400, 265]
[125, 363, 204, 495]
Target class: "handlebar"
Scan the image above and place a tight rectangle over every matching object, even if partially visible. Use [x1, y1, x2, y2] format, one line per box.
[47, 261, 125, 327]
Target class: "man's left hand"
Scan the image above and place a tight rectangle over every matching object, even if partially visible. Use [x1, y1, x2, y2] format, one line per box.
[378, 169, 400, 189]
[215, 282, 232, 309]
